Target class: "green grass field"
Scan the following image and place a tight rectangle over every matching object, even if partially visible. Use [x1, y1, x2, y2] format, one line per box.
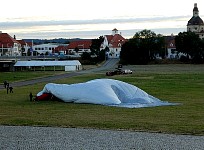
[0, 64, 204, 135]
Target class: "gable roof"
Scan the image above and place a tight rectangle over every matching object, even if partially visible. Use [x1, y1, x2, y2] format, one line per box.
[67, 40, 92, 49]
[105, 34, 127, 48]
[0, 33, 20, 47]
[164, 36, 176, 49]
[17, 40, 27, 46]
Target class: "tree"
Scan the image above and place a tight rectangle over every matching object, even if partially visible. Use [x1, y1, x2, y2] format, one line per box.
[120, 29, 165, 64]
[81, 52, 91, 60]
[90, 36, 104, 57]
[175, 31, 204, 63]
[74, 47, 79, 55]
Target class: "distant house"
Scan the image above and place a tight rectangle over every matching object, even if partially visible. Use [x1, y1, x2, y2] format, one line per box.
[33, 43, 59, 55]
[0, 31, 21, 56]
[101, 28, 127, 58]
[164, 35, 178, 59]
[53, 45, 69, 55]
[67, 40, 92, 56]
[17, 40, 31, 56]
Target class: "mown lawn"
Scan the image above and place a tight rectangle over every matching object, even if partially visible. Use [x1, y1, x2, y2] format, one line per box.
[0, 64, 204, 135]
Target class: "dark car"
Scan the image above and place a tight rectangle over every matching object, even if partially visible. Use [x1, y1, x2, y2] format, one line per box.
[106, 68, 123, 76]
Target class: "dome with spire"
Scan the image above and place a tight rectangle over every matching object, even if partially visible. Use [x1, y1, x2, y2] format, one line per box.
[187, 3, 204, 39]
[187, 3, 204, 25]
[187, 16, 204, 25]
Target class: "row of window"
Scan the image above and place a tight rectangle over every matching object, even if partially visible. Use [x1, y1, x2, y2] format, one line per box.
[188, 27, 204, 31]
[34, 47, 55, 50]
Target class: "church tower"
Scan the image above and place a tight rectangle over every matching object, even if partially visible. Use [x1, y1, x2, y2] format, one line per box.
[112, 28, 118, 35]
[187, 3, 204, 39]
[193, 3, 199, 17]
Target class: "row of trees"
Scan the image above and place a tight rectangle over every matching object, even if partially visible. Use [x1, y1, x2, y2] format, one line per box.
[120, 29, 204, 64]
[120, 29, 165, 64]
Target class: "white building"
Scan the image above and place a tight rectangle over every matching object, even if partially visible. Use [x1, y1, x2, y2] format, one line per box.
[67, 40, 92, 56]
[33, 43, 59, 55]
[0, 32, 21, 56]
[101, 28, 127, 59]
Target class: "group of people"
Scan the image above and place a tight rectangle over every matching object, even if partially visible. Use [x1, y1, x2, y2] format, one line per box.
[3, 81, 13, 94]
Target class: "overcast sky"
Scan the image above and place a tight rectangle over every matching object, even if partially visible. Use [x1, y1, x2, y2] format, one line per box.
[1, 0, 204, 39]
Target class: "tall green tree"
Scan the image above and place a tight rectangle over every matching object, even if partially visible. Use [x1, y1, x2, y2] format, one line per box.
[90, 36, 104, 56]
[90, 36, 104, 61]
[120, 29, 165, 64]
[175, 31, 204, 63]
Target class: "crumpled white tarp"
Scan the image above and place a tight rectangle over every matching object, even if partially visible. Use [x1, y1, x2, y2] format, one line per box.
[37, 79, 175, 108]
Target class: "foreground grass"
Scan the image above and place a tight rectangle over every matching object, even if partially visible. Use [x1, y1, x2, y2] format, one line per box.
[0, 65, 204, 135]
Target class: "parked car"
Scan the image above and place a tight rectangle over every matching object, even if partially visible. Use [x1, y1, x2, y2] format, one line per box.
[106, 68, 132, 76]
[122, 69, 133, 74]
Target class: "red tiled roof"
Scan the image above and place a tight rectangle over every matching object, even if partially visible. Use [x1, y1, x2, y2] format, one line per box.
[26, 42, 34, 47]
[67, 40, 92, 49]
[105, 34, 127, 48]
[112, 28, 118, 31]
[164, 36, 176, 49]
[54, 45, 69, 53]
[0, 33, 20, 48]
[17, 40, 27, 45]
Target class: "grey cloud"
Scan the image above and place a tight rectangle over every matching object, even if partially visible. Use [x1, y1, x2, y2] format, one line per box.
[1, 15, 191, 29]
[13, 28, 186, 39]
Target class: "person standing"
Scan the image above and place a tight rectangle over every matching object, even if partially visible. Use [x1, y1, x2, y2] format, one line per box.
[29, 92, 33, 101]
[3, 81, 7, 88]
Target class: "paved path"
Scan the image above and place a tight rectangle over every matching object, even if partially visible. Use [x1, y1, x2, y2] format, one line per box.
[1, 126, 204, 150]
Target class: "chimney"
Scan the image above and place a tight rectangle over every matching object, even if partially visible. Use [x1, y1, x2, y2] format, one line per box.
[14, 35, 16, 39]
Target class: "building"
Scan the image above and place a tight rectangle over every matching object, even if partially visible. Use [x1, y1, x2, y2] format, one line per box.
[0, 32, 21, 56]
[17, 40, 31, 56]
[187, 3, 204, 39]
[33, 43, 59, 55]
[14, 60, 82, 71]
[165, 35, 178, 59]
[53, 45, 69, 55]
[67, 40, 92, 56]
[101, 28, 127, 59]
